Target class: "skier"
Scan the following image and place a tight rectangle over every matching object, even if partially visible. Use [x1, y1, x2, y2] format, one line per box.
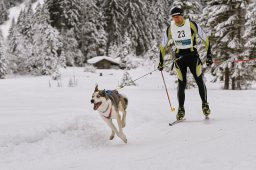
[158, 7, 213, 120]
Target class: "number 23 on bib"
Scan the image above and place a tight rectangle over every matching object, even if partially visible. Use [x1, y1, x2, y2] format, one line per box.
[171, 19, 192, 49]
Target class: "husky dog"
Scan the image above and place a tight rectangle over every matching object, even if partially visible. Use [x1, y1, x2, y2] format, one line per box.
[91, 85, 128, 143]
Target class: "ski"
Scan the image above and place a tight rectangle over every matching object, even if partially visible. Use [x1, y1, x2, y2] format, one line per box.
[169, 118, 186, 126]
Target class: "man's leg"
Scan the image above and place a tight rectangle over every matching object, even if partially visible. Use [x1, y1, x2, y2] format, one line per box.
[175, 59, 187, 120]
[188, 58, 207, 103]
[175, 60, 187, 107]
[188, 57, 211, 117]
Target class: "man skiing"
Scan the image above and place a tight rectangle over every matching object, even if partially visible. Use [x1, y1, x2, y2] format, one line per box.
[158, 7, 213, 120]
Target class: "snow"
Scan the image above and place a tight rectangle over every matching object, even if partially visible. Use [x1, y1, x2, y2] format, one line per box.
[0, 67, 256, 170]
[87, 56, 120, 64]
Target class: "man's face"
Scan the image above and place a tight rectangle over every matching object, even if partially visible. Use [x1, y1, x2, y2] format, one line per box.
[172, 15, 184, 25]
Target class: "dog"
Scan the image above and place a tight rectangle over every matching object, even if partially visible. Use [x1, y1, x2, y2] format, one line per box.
[91, 84, 128, 143]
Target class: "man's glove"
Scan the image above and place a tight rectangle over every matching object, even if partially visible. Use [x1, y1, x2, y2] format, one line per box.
[158, 62, 164, 71]
[206, 55, 213, 66]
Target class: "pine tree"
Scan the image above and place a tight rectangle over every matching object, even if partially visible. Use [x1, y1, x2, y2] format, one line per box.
[118, 32, 132, 68]
[30, 3, 65, 75]
[243, 1, 256, 58]
[4, 0, 23, 8]
[0, 30, 7, 78]
[31, 23, 64, 75]
[45, 0, 63, 29]
[0, 0, 8, 24]
[6, 15, 31, 74]
[172, 0, 202, 20]
[62, 0, 82, 31]
[103, 0, 125, 56]
[97, 27, 107, 56]
[204, 0, 248, 90]
[46, 0, 82, 32]
[148, 0, 169, 38]
[120, 71, 136, 87]
[22, 3, 34, 39]
[240, 0, 256, 88]
[61, 28, 83, 66]
[122, 0, 149, 55]
[80, 0, 107, 61]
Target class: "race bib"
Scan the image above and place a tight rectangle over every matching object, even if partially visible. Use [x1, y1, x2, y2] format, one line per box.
[171, 19, 193, 49]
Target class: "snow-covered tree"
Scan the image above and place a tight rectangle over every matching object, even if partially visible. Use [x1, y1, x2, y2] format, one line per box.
[33, 3, 49, 25]
[22, 3, 34, 39]
[148, 0, 169, 38]
[29, 4, 65, 75]
[0, 0, 8, 24]
[204, 0, 248, 90]
[103, 0, 125, 55]
[45, 0, 63, 29]
[123, 0, 152, 56]
[46, 0, 82, 31]
[119, 32, 132, 57]
[240, 0, 256, 89]
[61, 29, 83, 66]
[3, 0, 24, 8]
[171, 0, 202, 20]
[0, 30, 7, 78]
[6, 17, 31, 74]
[243, 1, 256, 58]
[80, 0, 107, 61]
[6, 3, 63, 75]
[119, 71, 136, 88]
[31, 23, 64, 75]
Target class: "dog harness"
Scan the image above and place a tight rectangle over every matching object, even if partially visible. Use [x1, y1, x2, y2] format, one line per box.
[102, 104, 112, 119]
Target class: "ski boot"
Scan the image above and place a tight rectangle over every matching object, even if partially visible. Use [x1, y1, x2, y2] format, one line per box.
[202, 103, 211, 119]
[176, 107, 185, 120]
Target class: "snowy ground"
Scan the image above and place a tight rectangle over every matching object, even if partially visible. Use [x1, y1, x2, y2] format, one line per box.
[0, 67, 256, 170]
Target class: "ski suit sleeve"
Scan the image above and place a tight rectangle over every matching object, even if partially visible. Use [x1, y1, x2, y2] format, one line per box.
[159, 26, 172, 64]
[190, 21, 211, 57]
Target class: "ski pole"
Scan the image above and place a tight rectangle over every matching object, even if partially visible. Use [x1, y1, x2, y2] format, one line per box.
[117, 57, 182, 90]
[117, 68, 158, 90]
[160, 71, 175, 112]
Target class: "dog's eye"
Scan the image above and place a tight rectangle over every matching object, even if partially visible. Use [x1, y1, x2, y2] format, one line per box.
[97, 95, 100, 98]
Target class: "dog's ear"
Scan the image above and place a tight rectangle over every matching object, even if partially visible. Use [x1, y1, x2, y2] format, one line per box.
[103, 89, 109, 99]
[94, 84, 99, 92]
[101, 89, 106, 96]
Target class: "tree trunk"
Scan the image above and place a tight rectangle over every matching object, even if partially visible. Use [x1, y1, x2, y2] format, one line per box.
[236, 76, 241, 90]
[232, 77, 236, 90]
[224, 67, 229, 89]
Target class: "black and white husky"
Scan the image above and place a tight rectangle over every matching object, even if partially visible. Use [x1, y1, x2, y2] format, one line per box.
[91, 85, 128, 143]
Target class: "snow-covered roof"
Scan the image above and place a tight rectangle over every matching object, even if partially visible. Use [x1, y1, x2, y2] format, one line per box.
[87, 56, 120, 65]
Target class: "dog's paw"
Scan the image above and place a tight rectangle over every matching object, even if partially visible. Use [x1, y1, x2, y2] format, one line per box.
[109, 135, 115, 140]
[121, 134, 127, 143]
[122, 138, 127, 143]
[122, 122, 126, 128]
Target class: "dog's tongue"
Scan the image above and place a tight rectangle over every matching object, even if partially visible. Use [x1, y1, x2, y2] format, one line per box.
[94, 102, 101, 110]
[93, 104, 97, 110]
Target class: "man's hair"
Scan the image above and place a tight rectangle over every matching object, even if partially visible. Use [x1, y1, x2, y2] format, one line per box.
[171, 7, 183, 17]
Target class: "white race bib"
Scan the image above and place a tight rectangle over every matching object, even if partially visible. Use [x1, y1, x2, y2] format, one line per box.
[171, 19, 193, 49]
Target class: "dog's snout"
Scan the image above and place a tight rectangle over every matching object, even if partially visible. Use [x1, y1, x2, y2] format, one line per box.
[91, 99, 94, 103]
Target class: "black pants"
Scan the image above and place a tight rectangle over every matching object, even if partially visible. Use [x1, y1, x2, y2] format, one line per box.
[175, 52, 207, 108]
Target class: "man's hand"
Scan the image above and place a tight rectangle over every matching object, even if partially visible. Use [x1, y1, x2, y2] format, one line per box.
[158, 62, 164, 71]
[206, 55, 213, 66]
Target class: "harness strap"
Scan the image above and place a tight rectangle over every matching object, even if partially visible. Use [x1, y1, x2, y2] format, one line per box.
[103, 106, 112, 119]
